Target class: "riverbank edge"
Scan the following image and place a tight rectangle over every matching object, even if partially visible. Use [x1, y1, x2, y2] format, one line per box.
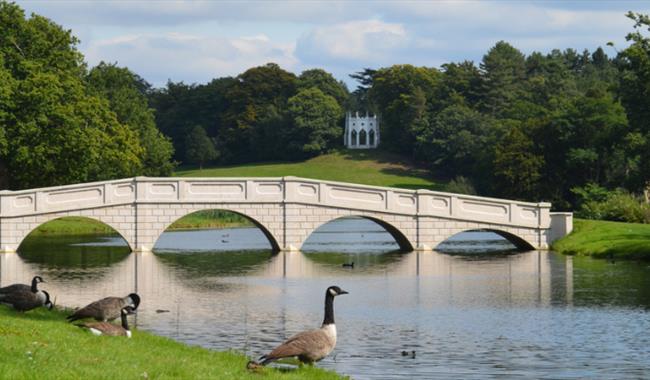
[28, 215, 252, 237]
[0, 306, 343, 379]
[551, 218, 650, 260]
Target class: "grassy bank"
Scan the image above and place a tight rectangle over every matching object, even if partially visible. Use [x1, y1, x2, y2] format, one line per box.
[175, 149, 441, 190]
[0, 306, 342, 379]
[30, 212, 254, 237]
[552, 218, 650, 260]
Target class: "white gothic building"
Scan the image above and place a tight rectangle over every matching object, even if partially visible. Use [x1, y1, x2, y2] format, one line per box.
[343, 112, 379, 149]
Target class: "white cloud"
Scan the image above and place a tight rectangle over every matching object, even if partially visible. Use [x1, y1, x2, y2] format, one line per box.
[15, 0, 650, 87]
[85, 33, 298, 86]
[296, 20, 408, 65]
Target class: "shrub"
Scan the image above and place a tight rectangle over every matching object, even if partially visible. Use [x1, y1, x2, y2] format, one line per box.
[445, 176, 477, 195]
[576, 187, 650, 223]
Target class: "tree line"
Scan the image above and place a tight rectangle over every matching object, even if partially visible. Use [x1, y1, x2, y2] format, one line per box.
[1, 2, 649, 215]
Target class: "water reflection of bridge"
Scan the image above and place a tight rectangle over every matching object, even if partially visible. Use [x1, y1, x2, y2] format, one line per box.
[0, 250, 572, 311]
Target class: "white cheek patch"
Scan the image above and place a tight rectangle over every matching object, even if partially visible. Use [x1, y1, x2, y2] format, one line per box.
[329, 288, 337, 296]
[89, 328, 102, 336]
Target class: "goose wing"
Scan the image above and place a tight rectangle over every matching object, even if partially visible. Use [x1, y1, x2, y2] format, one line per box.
[78, 321, 126, 336]
[0, 289, 41, 311]
[0, 284, 30, 294]
[67, 297, 124, 322]
[263, 329, 333, 363]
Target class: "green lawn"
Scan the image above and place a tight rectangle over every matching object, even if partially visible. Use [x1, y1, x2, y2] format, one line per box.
[175, 149, 442, 190]
[0, 306, 342, 379]
[552, 218, 650, 260]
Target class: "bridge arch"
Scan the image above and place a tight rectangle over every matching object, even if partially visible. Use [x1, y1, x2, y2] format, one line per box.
[149, 206, 281, 252]
[299, 214, 415, 252]
[16, 214, 133, 252]
[434, 228, 536, 253]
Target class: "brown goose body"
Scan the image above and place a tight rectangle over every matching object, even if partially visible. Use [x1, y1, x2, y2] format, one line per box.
[67, 293, 140, 322]
[0, 289, 52, 312]
[262, 324, 337, 364]
[78, 306, 135, 337]
[259, 286, 348, 365]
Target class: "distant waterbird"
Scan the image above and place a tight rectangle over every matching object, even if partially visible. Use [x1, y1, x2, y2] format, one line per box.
[67, 293, 140, 322]
[77, 306, 136, 337]
[257, 285, 348, 365]
[401, 350, 416, 358]
[342, 262, 354, 268]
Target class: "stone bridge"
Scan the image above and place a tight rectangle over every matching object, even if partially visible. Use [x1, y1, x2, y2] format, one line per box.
[0, 177, 573, 253]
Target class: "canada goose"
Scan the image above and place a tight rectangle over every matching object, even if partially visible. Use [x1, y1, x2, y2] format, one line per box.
[258, 285, 348, 365]
[0, 288, 53, 312]
[66, 293, 140, 322]
[0, 275, 45, 294]
[78, 306, 136, 337]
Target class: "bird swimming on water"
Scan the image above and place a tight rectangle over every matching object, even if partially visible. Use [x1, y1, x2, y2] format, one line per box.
[256, 285, 349, 366]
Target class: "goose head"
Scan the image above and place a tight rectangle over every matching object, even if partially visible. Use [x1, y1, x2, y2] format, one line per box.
[31, 276, 45, 292]
[122, 306, 137, 316]
[42, 290, 53, 310]
[327, 286, 349, 297]
[126, 293, 141, 310]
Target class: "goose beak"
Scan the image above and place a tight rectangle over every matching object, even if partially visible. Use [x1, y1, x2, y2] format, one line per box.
[339, 289, 349, 295]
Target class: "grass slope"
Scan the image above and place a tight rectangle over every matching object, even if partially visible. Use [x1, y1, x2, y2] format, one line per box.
[0, 306, 342, 380]
[552, 218, 650, 260]
[175, 149, 441, 190]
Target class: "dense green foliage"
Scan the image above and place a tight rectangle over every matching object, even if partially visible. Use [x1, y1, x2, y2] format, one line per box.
[0, 2, 175, 189]
[0, 306, 342, 379]
[184, 125, 218, 169]
[552, 219, 650, 260]
[86, 62, 175, 176]
[151, 64, 349, 165]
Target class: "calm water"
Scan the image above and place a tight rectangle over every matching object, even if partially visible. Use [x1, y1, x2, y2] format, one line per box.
[3, 218, 650, 379]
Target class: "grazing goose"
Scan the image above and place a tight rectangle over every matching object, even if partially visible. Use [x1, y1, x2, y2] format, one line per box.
[0, 288, 53, 312]
[0, 276, 45, 294]
[78, 306, 136, 337]
[66, 293, 140, 322]
[258, 285, 348, 365]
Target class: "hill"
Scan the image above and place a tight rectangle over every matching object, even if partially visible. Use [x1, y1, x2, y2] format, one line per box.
[174, 149, 442, 190]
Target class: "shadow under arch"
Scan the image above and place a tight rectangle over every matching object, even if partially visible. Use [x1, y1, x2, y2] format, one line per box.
[435, 228, 535, 254]
[153, 208, 281, 252]
[18, 216, 131, 268]
[302, 215, 415, 252]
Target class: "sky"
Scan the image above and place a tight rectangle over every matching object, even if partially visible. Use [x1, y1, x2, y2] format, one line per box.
[16, 0, 650, 89]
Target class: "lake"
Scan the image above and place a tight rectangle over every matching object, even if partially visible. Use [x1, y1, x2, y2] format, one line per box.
[3, 218, 650, 379]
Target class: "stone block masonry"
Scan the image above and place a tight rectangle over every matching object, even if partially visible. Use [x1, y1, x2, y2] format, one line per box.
[0, 177, 572, 253]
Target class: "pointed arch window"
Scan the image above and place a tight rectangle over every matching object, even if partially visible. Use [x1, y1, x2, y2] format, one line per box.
[351, 130, 357, 146]
[359, 129, 367, 146]
[369, 129, 375, 146]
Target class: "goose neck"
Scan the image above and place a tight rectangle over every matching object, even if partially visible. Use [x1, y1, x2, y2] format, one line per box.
[322, 293, 335, 326]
